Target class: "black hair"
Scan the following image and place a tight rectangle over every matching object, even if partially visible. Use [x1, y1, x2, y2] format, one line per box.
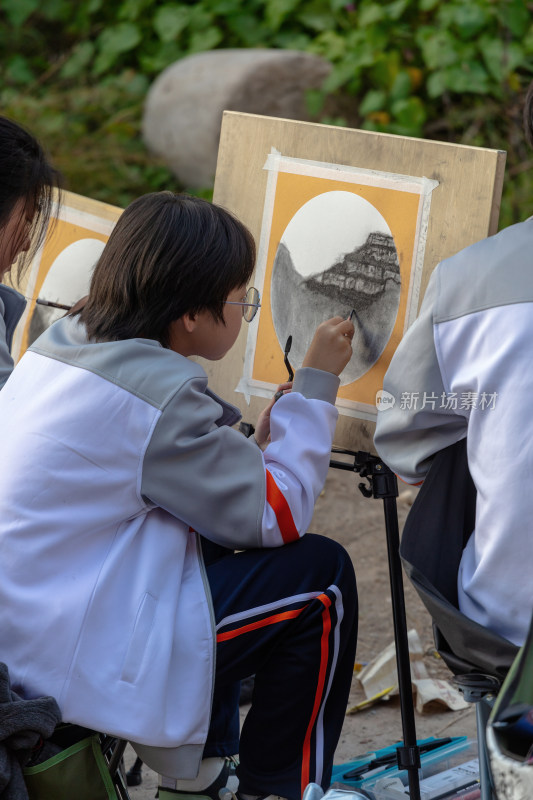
[80, 192, 256, 346]
[0, 115, 61, 279]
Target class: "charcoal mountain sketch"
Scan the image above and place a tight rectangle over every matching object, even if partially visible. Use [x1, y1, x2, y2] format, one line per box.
[270, 191, 401, 385]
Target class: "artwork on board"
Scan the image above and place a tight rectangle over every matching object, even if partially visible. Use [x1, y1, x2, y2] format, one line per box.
[236, 150, 439, 421]
[10, 191, 122, 362]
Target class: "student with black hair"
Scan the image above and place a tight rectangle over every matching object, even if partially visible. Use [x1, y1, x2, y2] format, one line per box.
[0, 115, 61, 388]
[0, 191, 358, 800]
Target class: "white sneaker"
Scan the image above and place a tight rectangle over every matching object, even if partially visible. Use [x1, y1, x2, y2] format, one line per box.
[160, 756, 238, 799]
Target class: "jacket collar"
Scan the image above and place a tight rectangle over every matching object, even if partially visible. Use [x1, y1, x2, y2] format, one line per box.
[0, 285, 26, 351]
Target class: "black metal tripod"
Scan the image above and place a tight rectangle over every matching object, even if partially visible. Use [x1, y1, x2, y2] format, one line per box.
[329, 448, 422, 800]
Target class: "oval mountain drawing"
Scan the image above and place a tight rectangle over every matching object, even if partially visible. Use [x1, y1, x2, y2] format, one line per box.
[270, 191, 401, 385]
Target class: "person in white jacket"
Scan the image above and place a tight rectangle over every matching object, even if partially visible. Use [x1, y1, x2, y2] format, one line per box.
[374, 85, 533, 651]
[0, 115, 61, 388]
[0, 191, 358, 800]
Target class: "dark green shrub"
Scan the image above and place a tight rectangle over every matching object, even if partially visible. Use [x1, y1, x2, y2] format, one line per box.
[2, 0, 533, 226]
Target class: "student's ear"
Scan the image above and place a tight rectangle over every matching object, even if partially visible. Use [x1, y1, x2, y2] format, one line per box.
[167, 314, 198, 355]
[167, 313, 197, 349]
[180, 312, 197, 334]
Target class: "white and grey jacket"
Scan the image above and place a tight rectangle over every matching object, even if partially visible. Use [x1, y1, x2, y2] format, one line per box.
[375, 217, 533, 646]
[0, 284, 26, 389]
[0, 314, 340, 773]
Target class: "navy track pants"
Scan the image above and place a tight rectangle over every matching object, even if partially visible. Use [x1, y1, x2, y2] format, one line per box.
[203, 533, 358, 800]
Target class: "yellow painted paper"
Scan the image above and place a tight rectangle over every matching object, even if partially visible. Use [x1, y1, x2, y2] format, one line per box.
[251, 171, 422, 409]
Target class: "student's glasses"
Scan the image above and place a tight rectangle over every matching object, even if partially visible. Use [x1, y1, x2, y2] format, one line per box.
[224, 287, 261, 322]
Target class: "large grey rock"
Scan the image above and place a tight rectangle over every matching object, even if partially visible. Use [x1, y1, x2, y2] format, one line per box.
[142, 49, 331, 188]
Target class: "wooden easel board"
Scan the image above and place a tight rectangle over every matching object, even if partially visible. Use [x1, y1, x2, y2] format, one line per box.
[9, 190, 122, 361]
[207, 111, 506, 452]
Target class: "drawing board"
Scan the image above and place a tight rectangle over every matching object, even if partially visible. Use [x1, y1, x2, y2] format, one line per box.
[209, 112, 506, 452]
[8, 190, 122, 361]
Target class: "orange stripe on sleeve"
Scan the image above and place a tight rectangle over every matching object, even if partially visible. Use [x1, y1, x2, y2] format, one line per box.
[397, 473, 423, 486]
[216, 606, 307, 642]
[301, 594, 332, 793]
[265, 469, 300, 543]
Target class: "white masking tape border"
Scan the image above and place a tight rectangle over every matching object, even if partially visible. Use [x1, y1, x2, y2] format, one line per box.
[236, 149, 439, 416]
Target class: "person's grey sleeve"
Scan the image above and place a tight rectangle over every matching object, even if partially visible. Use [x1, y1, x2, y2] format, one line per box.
[291, 366, 339, 404]
[141, 367, 339, 549]
[374, 264, 466, 483]
[0, 296, 14, 390]
[140, 375, 268, 549]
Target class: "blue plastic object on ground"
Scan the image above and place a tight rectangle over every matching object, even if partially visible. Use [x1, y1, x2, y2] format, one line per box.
[331, 736, 468, 789]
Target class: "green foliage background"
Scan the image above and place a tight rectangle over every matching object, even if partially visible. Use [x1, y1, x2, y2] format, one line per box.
[1, 0, 533, 227]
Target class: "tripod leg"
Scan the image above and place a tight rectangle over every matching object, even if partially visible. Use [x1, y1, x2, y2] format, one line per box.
[383, 494, 421, 800]
[329, 452, 421, 798]
[476, 700, 495, 800]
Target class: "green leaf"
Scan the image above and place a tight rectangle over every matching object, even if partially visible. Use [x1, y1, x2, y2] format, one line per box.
[496, 0, 531, 37]
[188, 27, 223, 54]
[60, 41, 95, 79]
[118, 0, 152, 22]
[479, 36, 525, 82]
[322, 60, 362, 92]
[345, 25, 387, 55]
[2, 0, 40, 26]
[523, 26, 533, 55]
[361, 119, 381, 132]
[453, 3, 491, 39]
[359, 89, 387, 115]
[5, 54, 35, 84]
[265, 0, 300, 31]
[297, 9, 337, 33]
[139, 47, 185, 76]
[309, 30, 347, 61]
[369, 49, 401, 90]
[39, 0, 73, 21]
[428, 61, 491, 97]
[390, 70, 412, 101]
[451, 61, 491, 94]
[273, 31, 312, 49]
[426, 70, 448, 99]
[92, 53, 116, 77]
[153, 5, 190, 43]
[385, 0, 410, 22]
[208, 0, 248, 13]
[331, 0, 352, 10]
[187, 5, 215, 31]
[93, 23, 142, 75]
[357, 2, 384, 27]
[434, 3, 455, 29]
[97, 22, 142, 55]
[419, 0, 439, 10]
[417, 29, 460, 70]
[391, 96, 427, 130]
[226, 13, 269, 46]
[123, 70, 149, 96]
[350, 39, 381, 68]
